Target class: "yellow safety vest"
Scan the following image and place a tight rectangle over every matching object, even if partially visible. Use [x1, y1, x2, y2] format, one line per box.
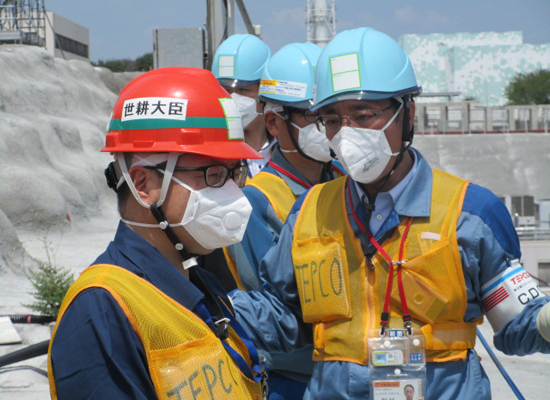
[48, 264, 263, 400]
[247, 165, 347, 225]
[226, 167, 346, 291]
[247, 171, 298, 223]
[247, 166, 348, 222]
[224, 172, 299, 290]
[292, 171, 481, 364]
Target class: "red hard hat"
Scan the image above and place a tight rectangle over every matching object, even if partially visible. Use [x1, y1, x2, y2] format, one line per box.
[102, 67, 262, 160]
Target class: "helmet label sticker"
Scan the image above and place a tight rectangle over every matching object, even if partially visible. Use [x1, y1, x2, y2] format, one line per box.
[121, 97, 188, 122]
[260, 79, 308, 98]
[219, 98, 245, 140]
[330, 53, 361, 93]
[218, 55, 235, 78]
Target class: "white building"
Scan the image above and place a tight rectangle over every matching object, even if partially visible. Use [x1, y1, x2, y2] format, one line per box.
[45, 11, 89, 62]
[0, 1, 89, 62]
[399, 31, 550, 106]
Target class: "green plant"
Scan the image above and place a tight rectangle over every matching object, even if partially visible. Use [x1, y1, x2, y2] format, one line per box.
[135, 52, 153, 71]
[23, 240, 74, 317]
[505, 69, 550, 105]
[93, 59, 133, 72]
[92, 52, 153, 72]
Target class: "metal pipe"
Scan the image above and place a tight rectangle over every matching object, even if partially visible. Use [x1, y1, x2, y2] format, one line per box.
[205, 0, 216, 70]
[477, 329, 525, 400]
[234, 0, 255, 35]
[0, 340, 49, 368]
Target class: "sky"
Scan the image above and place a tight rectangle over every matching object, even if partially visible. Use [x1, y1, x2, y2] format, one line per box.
[45, 0, 550, 62]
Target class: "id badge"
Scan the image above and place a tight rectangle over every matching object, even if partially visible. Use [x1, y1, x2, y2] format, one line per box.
[368, 329, 427, 400]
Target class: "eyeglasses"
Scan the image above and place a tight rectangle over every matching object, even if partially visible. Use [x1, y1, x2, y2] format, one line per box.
[289, 108, 318, 123]
[315, 104, 395, 135]
[148, 162, 249, 188]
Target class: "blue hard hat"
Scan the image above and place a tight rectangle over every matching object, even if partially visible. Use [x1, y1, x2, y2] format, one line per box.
[212, 34, 271, 88]
[311, 27, 422, 111]
[258, 42, 322, 109]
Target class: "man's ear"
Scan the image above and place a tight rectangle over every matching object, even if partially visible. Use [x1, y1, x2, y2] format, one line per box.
[264, 110, 285, 138]
[129, 166, 159, 205]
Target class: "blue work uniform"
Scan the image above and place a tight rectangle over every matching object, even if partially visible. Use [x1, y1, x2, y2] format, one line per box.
[231, 148, 550, 400]
[227, 145, 342, 291]
[50, 222, 252, 399]
[228, 144, 343, 400]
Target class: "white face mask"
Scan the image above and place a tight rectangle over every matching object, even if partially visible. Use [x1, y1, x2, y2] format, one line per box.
[231, 92, 260, 128]
[329, 103, 403, 184]
[172, 177, 253, 249]
[123, 175, 253, 250]
[289, 122, 333, 163]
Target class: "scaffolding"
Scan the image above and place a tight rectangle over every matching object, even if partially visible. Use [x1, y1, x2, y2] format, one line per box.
[0, 0, 45, 47]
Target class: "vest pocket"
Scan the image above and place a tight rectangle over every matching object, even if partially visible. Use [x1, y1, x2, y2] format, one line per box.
[293, 235, 352, 323]
[392, 238, 460, 324]
[391, 268, 450, 324]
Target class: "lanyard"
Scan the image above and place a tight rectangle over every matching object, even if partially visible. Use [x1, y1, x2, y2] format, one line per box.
[268, 160, 312, 189]
[269, 159, 342, 188]
[194, 302, 265, 384]
[331, 162, 346, 177]
[191, 268, 266, 385]
[346, 181, 414, 335]
[368, 218, 413, 336]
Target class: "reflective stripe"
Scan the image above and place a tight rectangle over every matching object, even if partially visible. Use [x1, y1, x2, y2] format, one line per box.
[109, 117, 228, 130]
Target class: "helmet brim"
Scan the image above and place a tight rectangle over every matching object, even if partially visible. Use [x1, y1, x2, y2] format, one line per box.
[258, 96, 313, 110]
[102, 128, 263, 160]
[176, 141, 263, 160]
[217, 78, 260, 88]
[311, 87, 422, 111]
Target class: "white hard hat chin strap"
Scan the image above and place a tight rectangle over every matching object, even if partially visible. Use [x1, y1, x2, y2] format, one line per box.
[157, 153, 179, 207]
[116, 153, 151, 209]
[118, 152, 182, 227]
[116, 152, 180, 210]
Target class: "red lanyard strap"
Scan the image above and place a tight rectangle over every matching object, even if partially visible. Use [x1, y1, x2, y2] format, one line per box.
[268, 160, 312, 189]
[345, 181, 414, 335]
[368, 217, 413, 336]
